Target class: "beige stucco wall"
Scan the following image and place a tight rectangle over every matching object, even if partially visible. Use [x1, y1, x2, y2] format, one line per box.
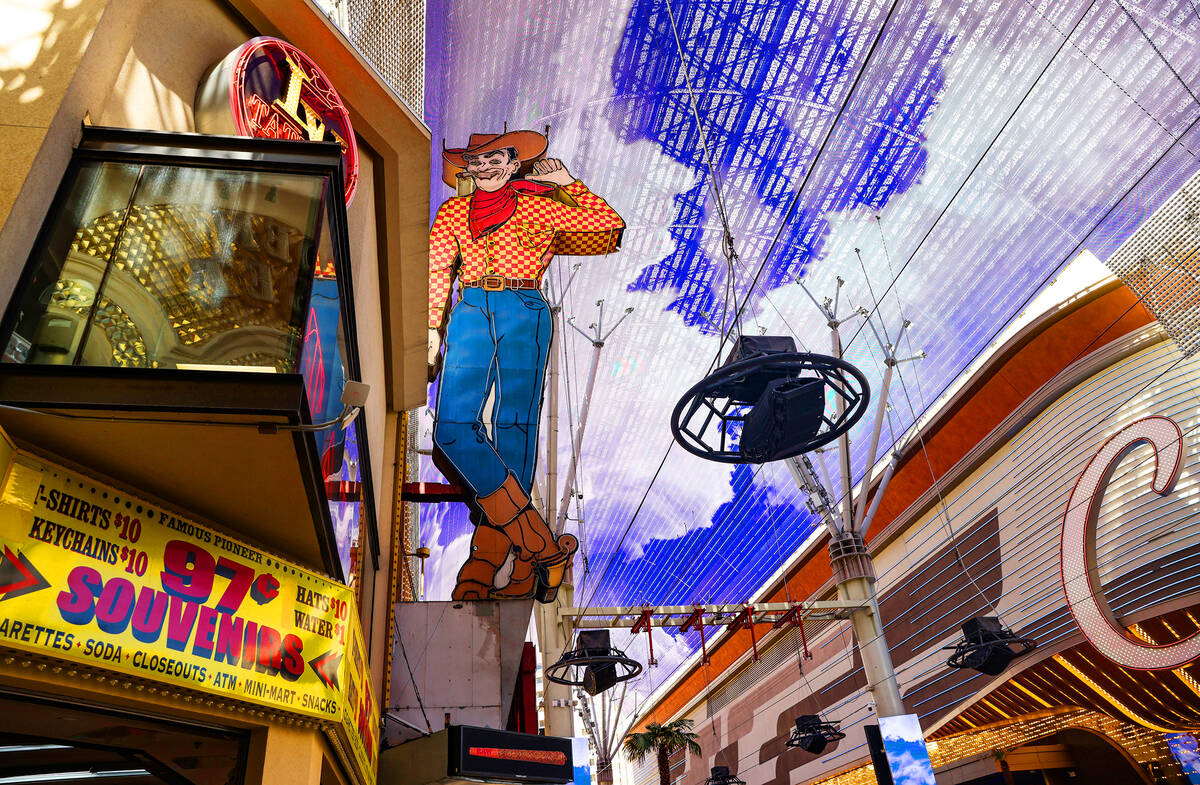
[346, 147, 399, 693]
[348, 151, 389, 535]
[94, 0, 251, 131]
[0, 0, 143, 302]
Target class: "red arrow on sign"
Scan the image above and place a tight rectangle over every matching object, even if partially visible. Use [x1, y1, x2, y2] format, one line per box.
[0, 546, 49, 600]
[308, 649, 343, 691]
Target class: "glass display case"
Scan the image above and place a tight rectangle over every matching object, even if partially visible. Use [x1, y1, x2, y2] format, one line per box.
[3, 143, 331, 373]
[0, 127, 373, 587]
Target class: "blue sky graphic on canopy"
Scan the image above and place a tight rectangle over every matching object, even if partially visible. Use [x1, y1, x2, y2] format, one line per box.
[609, 0, 950, 329]
[423, 0, 1200, 700]
[878, 714, 935, 785]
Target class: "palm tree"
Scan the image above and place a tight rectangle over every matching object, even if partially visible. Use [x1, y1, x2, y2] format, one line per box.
[623, 719, 703, 785]
[990, 748, 1016, 785]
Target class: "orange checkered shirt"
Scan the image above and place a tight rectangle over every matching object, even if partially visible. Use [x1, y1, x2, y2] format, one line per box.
[428, 180, 624, 329]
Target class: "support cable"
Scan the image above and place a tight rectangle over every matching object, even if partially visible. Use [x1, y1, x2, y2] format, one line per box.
[663, 0, 741, 338]
[566, 0, 1200, 733]
[643, 339, 1194, 770]
[844, 0, 1101, 354]
[623, 236, 1200, 743]
[847, 0, 1200, 359]
[863, 208, 1200, 624]
[392, 623, 433, 734]
[858, 221, 1002, 622]
[1112, 0, 1200, 112]
[703, 0, 906, 370]
[594, 0, 906, 605]
[1020, 0, 1200, 154]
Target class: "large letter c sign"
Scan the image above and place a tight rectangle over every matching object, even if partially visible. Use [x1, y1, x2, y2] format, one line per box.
[1061, 415, 1200, 670]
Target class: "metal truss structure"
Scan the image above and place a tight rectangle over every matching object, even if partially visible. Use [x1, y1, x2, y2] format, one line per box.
[559, 600, 867, 630]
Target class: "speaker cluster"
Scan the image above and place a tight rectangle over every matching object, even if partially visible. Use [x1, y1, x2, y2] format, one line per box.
[944, 616, 1037, 676]
[785, 715, 845, 756]
[545, 630, 642, 696]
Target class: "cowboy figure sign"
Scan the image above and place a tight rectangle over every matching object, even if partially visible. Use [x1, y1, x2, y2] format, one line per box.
[428, 129, 623, 602]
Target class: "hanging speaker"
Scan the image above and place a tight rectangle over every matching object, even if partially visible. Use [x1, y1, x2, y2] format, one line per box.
[786, 715, 844, 756]
[546, 629, 642, 696]
[945, 616, 1036, 677]
[740, 378, 825, 463]
[671, 343, 869, 465]
[579, 630, 620, 694]
[794, 731, 826, 756]
[703, 766, 745, 785]
[582, 662, 619, 695]
[963, 644, 1014, 676]
[711, 335, 799, 402]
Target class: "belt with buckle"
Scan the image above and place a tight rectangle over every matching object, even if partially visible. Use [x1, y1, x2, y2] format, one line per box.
[463, 275, 539, 292]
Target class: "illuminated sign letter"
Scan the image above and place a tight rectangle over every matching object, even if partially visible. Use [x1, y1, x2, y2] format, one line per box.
[196, 38, 358, 204]
[1060, 415, 1200, 669]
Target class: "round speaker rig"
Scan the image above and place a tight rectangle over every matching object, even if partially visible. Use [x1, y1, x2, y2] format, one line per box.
[703, 766, 745, 785]
[546, 630, 643, 696]
[944, 616, 1037, 677]
[671, 336, 870, 464]
[786, 714, 846, 756]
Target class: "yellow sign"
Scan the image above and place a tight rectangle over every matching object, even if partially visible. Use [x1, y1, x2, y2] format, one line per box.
[341, 609, 380, 785]
[0, 450, 377, 783]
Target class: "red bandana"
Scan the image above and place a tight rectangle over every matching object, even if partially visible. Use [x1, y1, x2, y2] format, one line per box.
[469, 180, 555, 240]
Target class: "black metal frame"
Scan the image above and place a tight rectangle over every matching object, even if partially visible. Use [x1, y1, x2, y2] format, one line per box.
[944, 626, 1037, 674]
[671, 352, 870, 464]
[0, 125, 381, 583]
[544, 644, 643, 691]
[785, 715, 845, 754]
[703, 767, 745, 785]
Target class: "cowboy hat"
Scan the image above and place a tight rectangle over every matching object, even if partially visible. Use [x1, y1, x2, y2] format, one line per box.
[442, 130, 547, 167]
[442, 130, 548, 188]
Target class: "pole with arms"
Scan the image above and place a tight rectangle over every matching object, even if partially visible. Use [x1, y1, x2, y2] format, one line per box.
[791, 283, 926, 720]
[537, 269, 583, 739]
[556, 303, 636, 535]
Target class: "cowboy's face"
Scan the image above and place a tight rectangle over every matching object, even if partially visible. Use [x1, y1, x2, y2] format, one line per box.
[464, 149, 521, 192]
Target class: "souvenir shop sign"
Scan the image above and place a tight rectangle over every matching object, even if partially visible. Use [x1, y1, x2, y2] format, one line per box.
[196, 36, 359, 204]
[0, 440, 377, 782]
[340, 605, 379, 785]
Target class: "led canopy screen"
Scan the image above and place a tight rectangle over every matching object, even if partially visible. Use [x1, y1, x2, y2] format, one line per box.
[422, 0, 1200, 694]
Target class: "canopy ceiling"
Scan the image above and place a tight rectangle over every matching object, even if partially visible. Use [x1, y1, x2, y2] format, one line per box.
[419, 0, 1200, 702]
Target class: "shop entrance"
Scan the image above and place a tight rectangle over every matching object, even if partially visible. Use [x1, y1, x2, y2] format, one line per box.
[947, 727, 1156, 785]
[0, 691, 247, 785]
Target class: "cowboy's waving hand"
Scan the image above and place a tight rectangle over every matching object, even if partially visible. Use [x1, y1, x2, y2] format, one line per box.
[527, 158, 574, 187]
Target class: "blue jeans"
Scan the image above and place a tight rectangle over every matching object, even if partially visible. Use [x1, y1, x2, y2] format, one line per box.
[433, 286, 552, 498]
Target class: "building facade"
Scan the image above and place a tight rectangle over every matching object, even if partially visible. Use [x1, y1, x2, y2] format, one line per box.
[627, 265, 1200, 785]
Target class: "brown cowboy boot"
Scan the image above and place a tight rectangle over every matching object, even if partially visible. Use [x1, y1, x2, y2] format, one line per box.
[476, 473, 577, 587]
[453, 513, 538, 600]
[491, 552, 537, 599]
[452, 524, 510, 600]
[533, 533, 577, 603]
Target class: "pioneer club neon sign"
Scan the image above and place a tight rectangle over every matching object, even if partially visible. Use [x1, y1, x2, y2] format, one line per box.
[197, 37, 359, 204]
[1060, 416, 1200, 670]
